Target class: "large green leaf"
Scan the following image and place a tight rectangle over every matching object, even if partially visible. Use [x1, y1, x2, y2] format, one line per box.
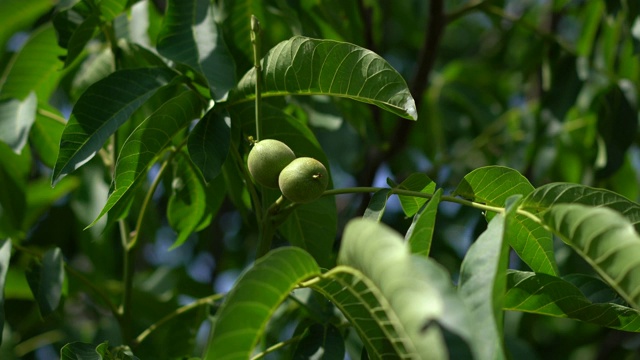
[458, 207, 511, 360]
[0, 239, 11, 346]
[522, 183, 640, 230]
[0, 24, 65, 101]
[52, 67, 180, 185]
[157, 0, 236, 100]
[204, 247, 320, 360]
[229, 36, 418, 120]
[187, 109, 230, 182]
[313, 218, 454, 359]
[540, 203, 640, 310]
[504, 270, 640, 331]
[88, 89, 202, 227]
[455, 166, 558, 275]
[26, 247, 65, 318]
[0, 92, 36, 153]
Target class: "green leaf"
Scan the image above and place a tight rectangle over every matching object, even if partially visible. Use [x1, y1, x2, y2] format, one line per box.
[453, 166, 534, 209]
[396, 173, 435, 217]
[220, 0, 266, 76]
[64, 14, 100, 68]
[458, 201, 514, 360]
[0, 92, 36, 153]
[0, 239, 11, 346]
[540, 203, 640, 310]
[26, 247, 65, 318]
[522, 182, 640, 230]
[187, 109, 230, 182]
[317, 218, 449, 359]
[406, 188, 442, 257]
[229, 36, 418, 120]
[52, 67, 180, 185]
[167, 151, 207, 249]
[29, 104, 65, 168]
[0, 0, 52, 57]
[204, 247, 320, 360]
[279, 197, 337, 269]
[60, 341, 139, 360]
[455, 166, 558, 275]
[60, 342, 103, 360]
[88, 89, 202, 227]
[363, 188, 391, 221]
[505, 270, 640, 332]
[0, 24, 65, 101]
[157, 0, 236, 100]
[99, 0, 127, 21]
[0, 143, 27, 238]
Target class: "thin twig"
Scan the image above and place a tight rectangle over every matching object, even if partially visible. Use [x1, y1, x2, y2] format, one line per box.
[132, 293, 224, 347]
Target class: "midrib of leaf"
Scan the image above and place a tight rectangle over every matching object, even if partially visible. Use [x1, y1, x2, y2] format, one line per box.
[543, 204, 640, 309]
[309, 265, 416, 358]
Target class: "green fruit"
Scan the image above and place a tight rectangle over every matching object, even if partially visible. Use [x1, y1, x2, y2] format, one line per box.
[278, 157, 329, 204]
[247, 139, 296, 188]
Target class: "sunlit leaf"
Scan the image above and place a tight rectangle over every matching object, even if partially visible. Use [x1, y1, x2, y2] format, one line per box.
[26, 247, 64, 318]
[0, 239, 11, 346]
[454, 166, 534, 209]
[205, 247, 320, 360]
[522, 182, 640, 230]
[406, 188, 442, 257]
[458, 199, 515, 360]
[455, 166, 557, 275]
[88, 89, 202, 227]
[0, 92, 36, 153]
[541, 204, 640, 310]
[230, 36, 417, 120]
[52, 67, 180, 185]
[315, 218, 452, 359]
[157, 0, 236, 100]
[505, 270, 640, 332]
[187, 109, 230, 182]
[0, 0, 52, 57]
[0, 24, 65, 100]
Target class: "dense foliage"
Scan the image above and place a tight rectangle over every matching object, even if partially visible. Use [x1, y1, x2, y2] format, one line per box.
[1, 0, 640, 359]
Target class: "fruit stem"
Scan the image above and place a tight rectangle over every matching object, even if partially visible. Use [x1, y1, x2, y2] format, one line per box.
[251, 15, 263, 141]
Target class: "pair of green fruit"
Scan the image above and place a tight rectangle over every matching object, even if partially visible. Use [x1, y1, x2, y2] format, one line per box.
[247, 139, 329, 204]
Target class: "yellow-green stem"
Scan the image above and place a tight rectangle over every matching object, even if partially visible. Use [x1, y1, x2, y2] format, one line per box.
[251, 15, 263, 141]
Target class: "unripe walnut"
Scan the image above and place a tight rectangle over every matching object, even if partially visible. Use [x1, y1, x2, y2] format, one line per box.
[278, 157, 328, 204]
[247, 139, 296, 188]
